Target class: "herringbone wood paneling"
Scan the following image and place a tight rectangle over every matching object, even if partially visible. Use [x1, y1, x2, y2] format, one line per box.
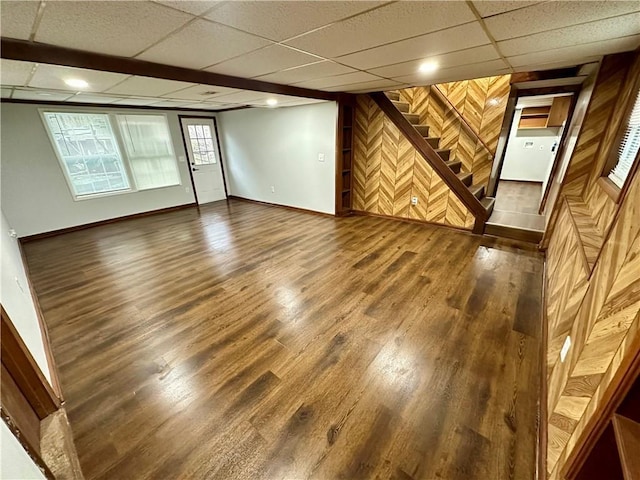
[544, 51, 640, 479]
[352, 96, 470, 229]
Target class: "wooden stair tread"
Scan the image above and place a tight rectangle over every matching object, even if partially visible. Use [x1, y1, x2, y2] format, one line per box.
[402, 113, 420, 124]
[391, 100, 410, 112]
[485, 222, 542, 243]
[481, 197, 495, 215]
[457, 172, 473, 186]
[424, 136, 440, 148]
[613, 414, 640, 480]
[435, 149, 451, 161]
[445, 160, 461, 173]
[469, 184, 485, 200]
[386, 91, 400, 101]
[414, 125, 429, 136]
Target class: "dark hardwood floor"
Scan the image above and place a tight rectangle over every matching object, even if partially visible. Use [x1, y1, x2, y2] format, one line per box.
[24, 199, 543, 480]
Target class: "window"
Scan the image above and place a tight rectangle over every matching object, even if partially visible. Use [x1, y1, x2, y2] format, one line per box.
[187, 124, 217, 165]
[116, 114, 180, 190]
[42, 111, 180, 199]
[608, 89, 640, 188]
[43, 112, 130, 196]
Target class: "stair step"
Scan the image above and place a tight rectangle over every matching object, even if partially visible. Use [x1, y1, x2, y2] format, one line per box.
[457, 172, 473, 186]
[445, 160, 461, 174]
[392, 100, 410, 113]
[481, 197, 495, 215]
[386, 91, 400, 101]
[435, 149, 451, 162]
[414, 125, 429, 136]
[403, 113, 420, 124]
[424, 137, 439, 148]
[469, 184, 485, 200]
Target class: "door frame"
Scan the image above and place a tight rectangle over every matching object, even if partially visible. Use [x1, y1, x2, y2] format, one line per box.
[178, 115, 229, 205]
[487, 85, 581, 202]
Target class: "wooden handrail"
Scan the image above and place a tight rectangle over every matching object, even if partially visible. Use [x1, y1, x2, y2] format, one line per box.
[369, 92, 488, 225]
[430, 85, 494, 158]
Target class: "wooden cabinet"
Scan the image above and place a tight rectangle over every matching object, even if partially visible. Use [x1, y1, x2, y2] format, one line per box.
[518, 97, 572, 129]
[548, 96, 572, 127]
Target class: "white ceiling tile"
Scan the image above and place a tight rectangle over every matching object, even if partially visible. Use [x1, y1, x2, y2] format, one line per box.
[112, 97, 163, 106]
[12, 88, 76, 102]
[498, 12, 640, 57]
[148, 100, 197, 108]
[1, 87, 13, 99]
[162, 84, 236, 100]
[136, 18, 271, 69]
[255, 61, 357, 84]
[511, 57, 602, 73]
[285, 2, 476, 58]
[179, 102, 231, 110]
[278, 98, 327, 106]
[293, 71, 381, 89]
[329, 78, 402, 92]
[65, 93, 120, 104]
[156, 1, 222, 16]
[471, 1, 543, 18]
[335, 22, 491, 70]
[0, 1, 39, 40]
[212, 90, 271, 104]
[1, 59, 35, 86]
[29, 64, 128, 92]
[35, 1, 193, 57]
[485, 1, 640, 42]
[392, 59, 509, 85]
[206, 45, 321, 78]
[507, 34, 640, 68]
[368, 45, 499, 78]
[205, 1, 386, 42]
[105, 76, 193, 96]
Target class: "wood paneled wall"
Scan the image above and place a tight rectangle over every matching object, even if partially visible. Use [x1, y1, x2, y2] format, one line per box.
[543, 51, 640, 479]
[351, 75, 510, 229]
[352, 96, 474, 229]
[398, 76, 511, 190]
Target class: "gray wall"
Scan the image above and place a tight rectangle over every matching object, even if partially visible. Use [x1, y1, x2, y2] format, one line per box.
[218, 101, 336, 215]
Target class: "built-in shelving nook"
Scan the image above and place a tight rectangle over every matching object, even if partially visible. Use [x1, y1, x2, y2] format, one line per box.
[336, 100, 355, 215]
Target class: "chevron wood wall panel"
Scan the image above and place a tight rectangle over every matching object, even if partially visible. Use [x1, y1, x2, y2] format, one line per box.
[543, 51, 640, 479]
[352, 96, 471, 229]
[398, 75, 511, 192]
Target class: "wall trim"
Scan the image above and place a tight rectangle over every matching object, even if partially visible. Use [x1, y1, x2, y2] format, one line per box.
[20, 203, 197, 242]
[538, 260, 549, 480]
[352, 209, 472, 234]
[227, 195, 335, 218]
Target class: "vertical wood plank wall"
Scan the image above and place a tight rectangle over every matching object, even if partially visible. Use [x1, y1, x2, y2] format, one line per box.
[352, 75, 510, 229]
[543, 51, 640, 479]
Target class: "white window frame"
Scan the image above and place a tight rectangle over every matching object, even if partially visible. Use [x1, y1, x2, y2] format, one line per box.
[39, 108, 181, 201]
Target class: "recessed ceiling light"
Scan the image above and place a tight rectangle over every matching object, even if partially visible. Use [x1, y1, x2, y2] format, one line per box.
[418, 61, 439, 74]
[64, 78, 89, 89]
[266, 98, 278, 106]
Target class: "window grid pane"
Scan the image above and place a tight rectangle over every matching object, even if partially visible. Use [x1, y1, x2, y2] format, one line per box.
[187, 124, 217, 165]
[43, 112, 130, 197]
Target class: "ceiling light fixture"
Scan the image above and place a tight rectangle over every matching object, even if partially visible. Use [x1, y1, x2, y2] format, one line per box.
[266, 98, 278, 106]
[418, 61, 439, 74]
[64, 78, 89, 89]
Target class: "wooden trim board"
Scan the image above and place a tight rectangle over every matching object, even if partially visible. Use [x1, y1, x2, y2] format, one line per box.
[227, 195, 335, 218]
[20, 203, 197, 242]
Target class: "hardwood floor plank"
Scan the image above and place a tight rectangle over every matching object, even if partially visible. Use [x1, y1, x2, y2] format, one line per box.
[23, 199, 543, 480]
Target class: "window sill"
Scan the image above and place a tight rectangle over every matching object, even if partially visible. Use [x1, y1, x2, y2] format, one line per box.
[598, 176, 621, 203]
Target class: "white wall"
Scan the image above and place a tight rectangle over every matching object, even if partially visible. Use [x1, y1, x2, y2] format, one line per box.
[500, 109, 561, 182]
[1, 422, 46, 480]
[0, 209, 51, 384]
[218, 102, 336, 215]
[0, 103, 206, 237]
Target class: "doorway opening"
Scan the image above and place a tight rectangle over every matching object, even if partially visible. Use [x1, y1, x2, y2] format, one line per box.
[487, 93, 573, 242]
[179, 116, 228, 205]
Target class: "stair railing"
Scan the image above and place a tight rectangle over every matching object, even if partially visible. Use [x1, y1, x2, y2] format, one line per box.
[430, 85, 494, 161]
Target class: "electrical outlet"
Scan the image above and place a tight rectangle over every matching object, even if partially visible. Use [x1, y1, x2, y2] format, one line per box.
[411, 196, 418, 205]
[318, 153, 325, 162]
[271, 186, 275, 193]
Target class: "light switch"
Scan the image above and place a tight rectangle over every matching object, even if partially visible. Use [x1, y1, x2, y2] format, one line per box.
[318, 153, 325, 162]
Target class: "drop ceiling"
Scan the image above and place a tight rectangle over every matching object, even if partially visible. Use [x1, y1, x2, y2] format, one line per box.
[1, 0, 640, 96]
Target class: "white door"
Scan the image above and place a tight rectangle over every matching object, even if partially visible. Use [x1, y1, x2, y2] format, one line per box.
[180, 118, 226, 204]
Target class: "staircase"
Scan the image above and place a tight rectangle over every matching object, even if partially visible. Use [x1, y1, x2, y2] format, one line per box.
[385, 90, 496, 219]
